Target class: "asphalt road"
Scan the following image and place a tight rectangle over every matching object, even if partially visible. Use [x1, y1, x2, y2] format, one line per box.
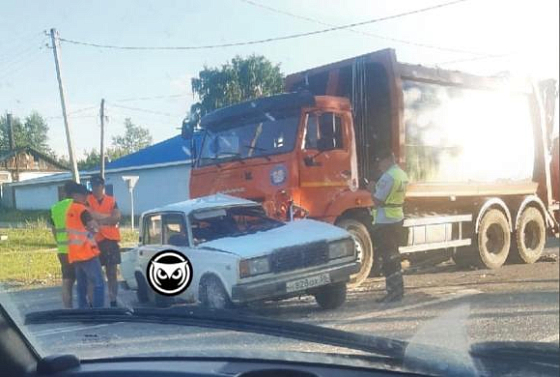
[3, 240, 559, 361]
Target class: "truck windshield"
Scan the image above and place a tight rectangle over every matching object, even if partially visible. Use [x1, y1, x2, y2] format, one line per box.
[198, 114, 300, 167]
[190, 206, 284, 245]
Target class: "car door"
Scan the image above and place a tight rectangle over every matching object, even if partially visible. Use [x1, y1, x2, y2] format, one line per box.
[161, 212, 198, 303]
[136, 213, 164, 279]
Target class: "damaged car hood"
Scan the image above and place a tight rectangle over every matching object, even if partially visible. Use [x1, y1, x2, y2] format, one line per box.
[198, 219, 350, 258]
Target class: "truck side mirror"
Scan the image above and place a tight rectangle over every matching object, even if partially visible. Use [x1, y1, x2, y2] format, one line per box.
[182, 119, 194, 140]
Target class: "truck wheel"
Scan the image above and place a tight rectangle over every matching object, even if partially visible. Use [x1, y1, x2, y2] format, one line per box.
[510, 207, 546, 264]
[476, 209, 511, 269]
[336, 218, 373, 288]
[199, 276, 233, 310]
[314, 283, 347, 310]
[135, 271, 150, 304]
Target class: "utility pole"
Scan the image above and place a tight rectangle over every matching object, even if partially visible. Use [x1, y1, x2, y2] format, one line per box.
[6, 113, 19, 182]
[50, 28, 79, 183]
[100, 98, 105, 179]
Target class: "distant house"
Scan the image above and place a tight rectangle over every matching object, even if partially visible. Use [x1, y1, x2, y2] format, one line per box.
[5, 135, 195, 215]
[0, 146, 68, 208]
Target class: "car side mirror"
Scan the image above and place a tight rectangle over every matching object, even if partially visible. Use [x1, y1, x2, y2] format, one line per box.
[317, 138, 335, 152]
[182, 119, 194, 140]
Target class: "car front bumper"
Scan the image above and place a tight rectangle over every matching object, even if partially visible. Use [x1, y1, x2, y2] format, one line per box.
[231, 261, 359, 303]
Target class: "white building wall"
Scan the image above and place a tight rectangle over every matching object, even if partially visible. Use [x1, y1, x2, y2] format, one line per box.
[103, 164, 190, 216]
[10, 164, 191, 214]
[14, 183, 61, 210]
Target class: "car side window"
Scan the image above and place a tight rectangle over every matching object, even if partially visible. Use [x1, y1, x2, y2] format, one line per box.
[143, 214, 162, 245]
[163, 214, 189, 246]
[304, 112, 343, 150]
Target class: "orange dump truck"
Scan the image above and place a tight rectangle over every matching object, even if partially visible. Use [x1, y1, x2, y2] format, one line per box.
[184, 49, 559, 286]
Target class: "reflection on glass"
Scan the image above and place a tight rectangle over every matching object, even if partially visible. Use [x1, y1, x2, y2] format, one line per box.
[403, 80, 534, 183]
[199, 115, 300, 166]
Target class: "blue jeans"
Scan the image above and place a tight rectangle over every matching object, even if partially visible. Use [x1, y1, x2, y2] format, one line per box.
[74, 257, 105, 308]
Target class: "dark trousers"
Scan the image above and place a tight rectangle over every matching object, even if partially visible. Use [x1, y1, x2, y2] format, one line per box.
[74, 257, 105, 308]
[372, 221, 404, 296]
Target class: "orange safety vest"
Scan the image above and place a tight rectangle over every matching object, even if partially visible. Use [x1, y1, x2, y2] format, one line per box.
[66, 202, 100, 263]
[87, 194, 121, 242]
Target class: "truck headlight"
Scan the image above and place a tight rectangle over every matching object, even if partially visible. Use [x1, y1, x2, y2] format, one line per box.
[239, 256, 270, 278]
[328, 239, 355, 260]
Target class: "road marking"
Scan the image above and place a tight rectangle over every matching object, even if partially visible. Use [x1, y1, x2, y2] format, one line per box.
[540, 334, 560, 343]
[343, 288, 482, 323]
[34, 323, 116, 337]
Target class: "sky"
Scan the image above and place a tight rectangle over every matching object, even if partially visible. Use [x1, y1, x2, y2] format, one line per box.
[1, 0, 558, 159]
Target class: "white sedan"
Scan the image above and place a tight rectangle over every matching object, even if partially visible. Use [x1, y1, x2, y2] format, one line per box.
[121, 194, 359, 310]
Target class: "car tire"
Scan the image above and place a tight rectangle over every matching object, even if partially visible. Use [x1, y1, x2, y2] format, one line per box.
[314, 283, 347, 310]
[135, 271, 150, 304]
[476, 209, 511, 269]
[510, 207, 546, 264]
[336, 218, 373, 288]
[199, 275, 233, 310]
[154, 294, 174, 308]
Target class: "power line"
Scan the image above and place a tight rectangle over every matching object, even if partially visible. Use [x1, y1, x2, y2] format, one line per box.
[437, 52, 516, 65]
[113, 93, 192, 102]
[59, 0, 471, 51]
[108, 103, 183, 117]
[239, 0, 489, 57]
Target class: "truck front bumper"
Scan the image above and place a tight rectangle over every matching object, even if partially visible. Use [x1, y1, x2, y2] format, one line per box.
[231, 262, 359, 303]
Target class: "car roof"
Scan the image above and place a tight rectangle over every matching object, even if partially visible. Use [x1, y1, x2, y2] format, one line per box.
[142, 194, 258, 216]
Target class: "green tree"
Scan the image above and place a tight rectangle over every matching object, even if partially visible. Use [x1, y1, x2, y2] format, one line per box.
[77, 149, 101, 170]
[111, 118, 153, 155]
[0, 111, 52, 154]
[190, 55, 284, 121]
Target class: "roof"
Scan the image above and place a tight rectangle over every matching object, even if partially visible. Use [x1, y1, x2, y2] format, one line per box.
[103, 135, 192, 170]
[200, 91, 315, 130]
[145, 194, 257, 215]
[0, 146, 68, 170]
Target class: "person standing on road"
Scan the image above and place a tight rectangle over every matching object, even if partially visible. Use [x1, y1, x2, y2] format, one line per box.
[66, 183, 105, 308]
[87, 176, 122, 308]
[368, 149, 409, 303]
[49, 181, 76, 308]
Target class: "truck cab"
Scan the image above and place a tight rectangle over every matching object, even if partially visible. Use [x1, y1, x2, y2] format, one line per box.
[186, 92, 368, 224]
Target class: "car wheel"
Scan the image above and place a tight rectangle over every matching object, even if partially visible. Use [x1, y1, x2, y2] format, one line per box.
[154, 294, 174, 308]
[476, 209, 511, 269]
[510, 207, 546, 264]
[199, 276, 233, 310]
[135, 271, 150, 304]
[314, 283, 347, 310]
[336, 218, 373, 288]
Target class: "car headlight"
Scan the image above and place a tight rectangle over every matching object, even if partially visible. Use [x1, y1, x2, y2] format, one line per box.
[328, 239, 355, 260]
[239, 256, 270, 278]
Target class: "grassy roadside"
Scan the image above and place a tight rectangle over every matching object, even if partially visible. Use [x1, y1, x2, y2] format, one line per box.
[0, 227, 138, 289]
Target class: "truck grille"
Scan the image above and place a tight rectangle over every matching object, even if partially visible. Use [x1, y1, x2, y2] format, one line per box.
[270, 241, 329, 273]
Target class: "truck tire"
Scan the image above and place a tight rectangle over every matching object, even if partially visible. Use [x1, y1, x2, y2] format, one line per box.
[314, 283, 347, 310]
[510, 207, 546, 264]
[336, 218, 373, 287]
[199, 275, 233, 310]
[135, 271, 150, 304]
[476, 209, 511, 269]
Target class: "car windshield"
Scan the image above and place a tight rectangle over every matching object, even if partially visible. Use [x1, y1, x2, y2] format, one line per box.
[0, 1, 559, 375]
[198, 114, 300, 166]
[190, 205, 284, 245]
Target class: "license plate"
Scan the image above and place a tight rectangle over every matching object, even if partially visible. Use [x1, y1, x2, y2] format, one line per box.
[286, 274, 331, 293]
